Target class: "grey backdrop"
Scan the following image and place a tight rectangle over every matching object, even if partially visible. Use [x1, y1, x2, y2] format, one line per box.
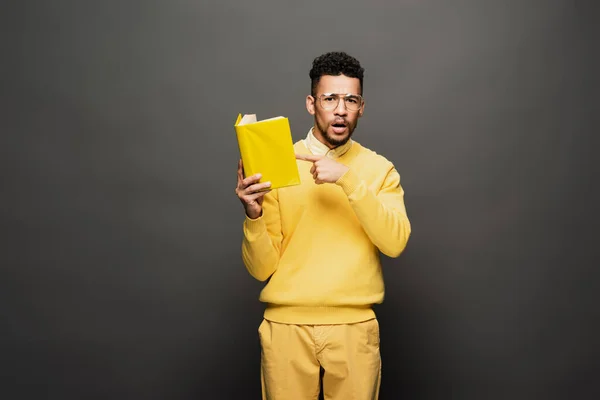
[1, 0, 598, 399]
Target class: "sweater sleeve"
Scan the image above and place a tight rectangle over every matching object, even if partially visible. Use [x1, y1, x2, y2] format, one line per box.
[241, 189, 282, 281]
[336, 165, 411, 258]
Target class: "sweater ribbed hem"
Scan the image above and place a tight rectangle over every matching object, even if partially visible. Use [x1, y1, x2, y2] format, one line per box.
[263, 304, 376, 325]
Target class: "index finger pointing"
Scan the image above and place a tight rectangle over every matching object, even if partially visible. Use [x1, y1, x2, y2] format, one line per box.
[295, 153, 322, 162]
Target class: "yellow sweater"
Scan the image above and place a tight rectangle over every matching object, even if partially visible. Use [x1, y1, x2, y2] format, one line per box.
[241, 139, 411, 325]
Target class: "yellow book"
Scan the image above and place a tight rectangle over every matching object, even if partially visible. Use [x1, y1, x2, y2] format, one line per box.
[234, 113, 301, 190]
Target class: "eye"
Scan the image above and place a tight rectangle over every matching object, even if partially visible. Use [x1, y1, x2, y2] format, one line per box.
[322, 96, 336, 103]
[346, 96, 359, 104]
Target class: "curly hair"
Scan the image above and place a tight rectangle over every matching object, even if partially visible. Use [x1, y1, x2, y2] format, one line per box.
[309, 52, 364, 96]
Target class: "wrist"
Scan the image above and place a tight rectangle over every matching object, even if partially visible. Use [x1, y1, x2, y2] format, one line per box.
[246, 208, 262, 220]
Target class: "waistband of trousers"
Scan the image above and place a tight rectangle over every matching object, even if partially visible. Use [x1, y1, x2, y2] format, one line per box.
[263, 304, 376, 325]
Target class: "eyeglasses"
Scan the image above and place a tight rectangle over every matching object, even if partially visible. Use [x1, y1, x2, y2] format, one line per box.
[315, 93, 364, 112]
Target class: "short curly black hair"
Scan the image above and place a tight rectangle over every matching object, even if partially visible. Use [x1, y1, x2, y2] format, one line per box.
[309, 51, 364, 96]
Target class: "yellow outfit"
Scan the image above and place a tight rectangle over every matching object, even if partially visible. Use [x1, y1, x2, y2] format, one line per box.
[242, 129, 411, 399]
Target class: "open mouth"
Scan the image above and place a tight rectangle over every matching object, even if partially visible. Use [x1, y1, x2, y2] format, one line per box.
[331, 122, 347, 134]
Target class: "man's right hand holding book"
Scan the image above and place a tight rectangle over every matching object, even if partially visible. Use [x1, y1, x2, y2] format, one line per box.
[235, 159, 272, 219]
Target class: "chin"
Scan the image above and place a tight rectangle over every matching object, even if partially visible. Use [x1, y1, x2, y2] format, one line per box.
[325, 132, 351, 147]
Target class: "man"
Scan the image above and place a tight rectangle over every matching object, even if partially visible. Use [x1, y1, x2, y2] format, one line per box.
[235, 51, 411, 400]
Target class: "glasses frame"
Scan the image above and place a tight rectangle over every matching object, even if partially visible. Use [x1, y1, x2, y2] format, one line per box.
[315, 93, 364, 112]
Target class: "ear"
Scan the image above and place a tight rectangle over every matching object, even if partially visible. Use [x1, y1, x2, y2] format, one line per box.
[306, 95, 316, 115]
[358, 99, 365, 118]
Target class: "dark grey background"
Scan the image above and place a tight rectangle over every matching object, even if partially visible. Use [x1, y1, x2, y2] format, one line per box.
[1, 0, 598, 399]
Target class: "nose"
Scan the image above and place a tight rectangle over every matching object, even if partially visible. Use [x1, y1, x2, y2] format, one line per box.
[334, 98, 348, 116]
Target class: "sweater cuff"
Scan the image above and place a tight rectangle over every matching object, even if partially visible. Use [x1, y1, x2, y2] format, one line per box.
[243, 214, 267, 239]
[336, 168, 361, 196]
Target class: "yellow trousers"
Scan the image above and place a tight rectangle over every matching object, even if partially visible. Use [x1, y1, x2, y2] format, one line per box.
[258, 318, 381, 400]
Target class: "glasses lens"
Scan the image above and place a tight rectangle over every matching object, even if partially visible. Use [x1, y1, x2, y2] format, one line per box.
[344, 95, 362, 111]
[320, 95, 339, 109]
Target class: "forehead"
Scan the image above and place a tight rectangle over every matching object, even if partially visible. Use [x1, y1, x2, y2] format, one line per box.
[316, 74, 361, 94]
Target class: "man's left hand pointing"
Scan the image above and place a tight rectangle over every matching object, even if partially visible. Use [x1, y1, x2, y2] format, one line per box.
[296, 153, 349, 184]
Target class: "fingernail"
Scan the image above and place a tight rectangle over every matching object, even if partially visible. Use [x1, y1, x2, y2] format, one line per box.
[256, 173, 262, 178]
[266, 182, 271, 187]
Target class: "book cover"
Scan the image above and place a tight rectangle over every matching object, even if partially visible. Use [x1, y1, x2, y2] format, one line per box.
[234, 114, 301, 190]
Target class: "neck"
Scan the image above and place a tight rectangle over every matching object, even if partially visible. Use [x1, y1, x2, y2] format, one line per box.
[312, 127, 337, 149]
